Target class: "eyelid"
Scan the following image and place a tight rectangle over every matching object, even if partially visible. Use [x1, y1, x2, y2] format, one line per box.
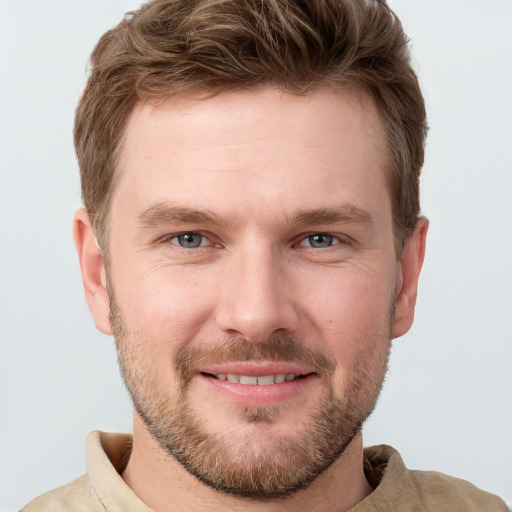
[174, 233, 207, 248]
[161, 231, 220, 249]
[295, 232, 350, 248]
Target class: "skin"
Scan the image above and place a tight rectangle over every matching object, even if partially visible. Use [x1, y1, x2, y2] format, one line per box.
[74, 86, 428, 512]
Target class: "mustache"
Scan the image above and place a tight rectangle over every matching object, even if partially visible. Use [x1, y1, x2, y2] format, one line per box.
[174, 336, 337, 384]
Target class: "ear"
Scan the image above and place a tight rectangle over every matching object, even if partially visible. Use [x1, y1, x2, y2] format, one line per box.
[392, 217, 429, 339]
[73, 209, 112, 335]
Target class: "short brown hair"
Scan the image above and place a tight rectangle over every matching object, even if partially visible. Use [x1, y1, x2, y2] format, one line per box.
[74, 0, 427, 255]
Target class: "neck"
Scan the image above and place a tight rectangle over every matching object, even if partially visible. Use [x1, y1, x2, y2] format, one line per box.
[122, 414, 372, 512]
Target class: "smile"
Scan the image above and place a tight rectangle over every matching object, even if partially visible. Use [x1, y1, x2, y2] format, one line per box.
[203, 373, 308, 385]
[198, 367, 319, 405]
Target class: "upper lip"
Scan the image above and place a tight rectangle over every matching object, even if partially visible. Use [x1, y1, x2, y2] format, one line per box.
[199, 361, 316, 377]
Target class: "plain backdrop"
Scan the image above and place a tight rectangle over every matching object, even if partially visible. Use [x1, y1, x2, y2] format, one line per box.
[1, 1, 511, 510]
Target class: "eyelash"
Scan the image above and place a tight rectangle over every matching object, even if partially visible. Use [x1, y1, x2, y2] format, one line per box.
[164, 232, 214, 249]
[297, 233, 344, 249]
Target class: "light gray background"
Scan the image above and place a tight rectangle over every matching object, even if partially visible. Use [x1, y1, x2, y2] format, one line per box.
[1, 1, 511, 510]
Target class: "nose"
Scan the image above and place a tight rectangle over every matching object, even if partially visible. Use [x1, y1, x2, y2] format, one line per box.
[215, 243, 300, 343]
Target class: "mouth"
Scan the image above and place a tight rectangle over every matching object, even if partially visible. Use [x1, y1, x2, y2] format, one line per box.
[201, 372, 311, 385]
[197, 363, 319, 406]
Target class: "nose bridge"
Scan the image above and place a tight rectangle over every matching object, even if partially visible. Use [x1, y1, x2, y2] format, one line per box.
[215, 238, 298, 342]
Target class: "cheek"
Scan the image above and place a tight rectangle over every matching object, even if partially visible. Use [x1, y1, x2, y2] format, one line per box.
[112, 264, 220, 359]
[300, 266, 395, 336]
[298, 267, 394, 385]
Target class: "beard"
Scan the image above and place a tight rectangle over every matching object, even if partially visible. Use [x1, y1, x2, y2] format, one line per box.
[110, 293, 391, 500]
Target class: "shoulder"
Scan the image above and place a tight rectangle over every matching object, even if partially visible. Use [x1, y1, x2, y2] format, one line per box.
[21, 474, 104, 512]
[408, 469, 509, 511]
[360, 445, 509, 512]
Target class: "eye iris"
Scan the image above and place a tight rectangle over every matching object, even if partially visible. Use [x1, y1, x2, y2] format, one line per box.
[178, 233, 202, 248]
[309, 234, 333, 248]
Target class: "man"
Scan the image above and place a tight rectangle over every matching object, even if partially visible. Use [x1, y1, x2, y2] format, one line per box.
[21, 0, 508, 510]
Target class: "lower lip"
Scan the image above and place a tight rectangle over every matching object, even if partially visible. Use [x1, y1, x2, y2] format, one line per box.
[198, 373, 318, 406]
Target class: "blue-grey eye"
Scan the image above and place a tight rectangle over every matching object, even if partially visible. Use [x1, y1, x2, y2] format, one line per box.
[307, 234, 335, 248]
[174, 233, 205, 248]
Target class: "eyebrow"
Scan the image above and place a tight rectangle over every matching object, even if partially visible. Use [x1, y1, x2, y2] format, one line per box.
[138, 203, 224, 228]
[138, 202, 374, 229]
[290, 205, 374, 227]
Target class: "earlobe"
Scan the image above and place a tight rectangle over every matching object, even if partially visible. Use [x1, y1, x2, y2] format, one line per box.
[392, 217, 429, 339]
[73, 209, 113, 335]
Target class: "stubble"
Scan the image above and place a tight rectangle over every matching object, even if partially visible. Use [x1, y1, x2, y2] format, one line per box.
[110, 291, 391, 500]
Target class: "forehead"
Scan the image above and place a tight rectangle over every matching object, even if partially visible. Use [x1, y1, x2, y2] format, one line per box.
[112, 86, 390, 227]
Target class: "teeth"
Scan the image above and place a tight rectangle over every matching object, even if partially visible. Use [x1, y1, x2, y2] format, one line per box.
[214, 373, 299, 385]
[240, 375, 258, 385]
[257, 375, 275, 386]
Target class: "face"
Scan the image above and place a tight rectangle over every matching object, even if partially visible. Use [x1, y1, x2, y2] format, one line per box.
[77, 87, 425, 499]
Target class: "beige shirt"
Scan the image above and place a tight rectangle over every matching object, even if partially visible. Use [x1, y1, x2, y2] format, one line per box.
[22, 431, 508, 512]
